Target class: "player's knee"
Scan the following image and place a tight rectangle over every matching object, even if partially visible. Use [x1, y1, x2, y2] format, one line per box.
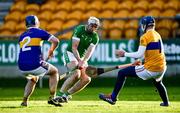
[51, 66, 59, 75]
[46, 63, 59, 75]
[153, 79, 162, 86]
[54, 67, 59, 74]
[70, 70, 81, 81]
[31, 76, 39, 83]
[87, 77, 91, 83]
[83, 76, 91, 84]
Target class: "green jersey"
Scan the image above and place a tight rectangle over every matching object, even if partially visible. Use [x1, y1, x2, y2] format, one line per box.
[66, 25, 99, 58]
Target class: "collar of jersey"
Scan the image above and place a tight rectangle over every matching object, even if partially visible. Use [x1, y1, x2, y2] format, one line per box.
[27, 26, 39, 29]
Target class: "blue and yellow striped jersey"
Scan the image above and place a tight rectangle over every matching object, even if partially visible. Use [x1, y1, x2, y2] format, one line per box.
[140, 29, 166, 72]
[18, 27, 51, 71]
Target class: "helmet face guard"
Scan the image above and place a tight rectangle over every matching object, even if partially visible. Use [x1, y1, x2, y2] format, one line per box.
[25, 15, 39, 28]
[140, 16, 155, 33]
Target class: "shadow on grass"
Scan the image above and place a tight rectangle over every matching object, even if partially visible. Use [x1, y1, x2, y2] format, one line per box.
[0, 105, 58, 109]
[0, 106, 22, 108]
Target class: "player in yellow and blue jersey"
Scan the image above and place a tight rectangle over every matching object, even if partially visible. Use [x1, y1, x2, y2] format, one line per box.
[99, 16, 169, 107]
[18, 15, 61, 107]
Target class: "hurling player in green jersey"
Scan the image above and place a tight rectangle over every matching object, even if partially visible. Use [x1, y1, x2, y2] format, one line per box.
[55, 17, 100, 102]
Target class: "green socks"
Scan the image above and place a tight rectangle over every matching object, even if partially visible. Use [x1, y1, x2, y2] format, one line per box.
[57, 91, 70, 96]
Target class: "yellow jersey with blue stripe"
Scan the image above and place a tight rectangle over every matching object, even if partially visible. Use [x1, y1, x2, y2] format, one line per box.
[140, 29, 166, 72]
[18, 28, 52, 71]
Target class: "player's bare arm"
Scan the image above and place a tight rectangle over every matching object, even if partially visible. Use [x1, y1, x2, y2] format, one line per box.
[72, 37, 81, 61]
[83, 43, 96, 62]
[79, 43, 96, 68]
[47, 36, 59, 60]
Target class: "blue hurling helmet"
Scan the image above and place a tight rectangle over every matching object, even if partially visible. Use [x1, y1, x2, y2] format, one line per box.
[25, 15, 39, 28]
[140, 16, 155, 33]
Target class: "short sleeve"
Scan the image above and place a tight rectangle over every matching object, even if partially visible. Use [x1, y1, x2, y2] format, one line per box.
[72, 26, 81, 38]
[92, 34, 99, 45]
[39, 29, 52, 40]
[140, 35, 147, 46]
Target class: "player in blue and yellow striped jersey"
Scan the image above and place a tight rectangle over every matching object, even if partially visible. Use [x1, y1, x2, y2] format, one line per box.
[99, 16, 169, 106]
[18, 15, 61, 107]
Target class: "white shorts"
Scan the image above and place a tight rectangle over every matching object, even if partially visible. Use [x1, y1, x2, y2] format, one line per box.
[135, 65, 167, 81]
[63, 51, 88, 67]
[20, 61, 51, 77]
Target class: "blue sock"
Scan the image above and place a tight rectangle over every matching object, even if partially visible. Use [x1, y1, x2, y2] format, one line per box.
[111, 71, 126, 101]
[153, 80, 169, 104]
[111, 66, 137, 101]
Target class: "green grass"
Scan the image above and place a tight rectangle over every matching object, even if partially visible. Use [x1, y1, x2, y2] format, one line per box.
[0, 101, 180, 113]
[0, 76, 180, 113]
[0, 87, 180, 113]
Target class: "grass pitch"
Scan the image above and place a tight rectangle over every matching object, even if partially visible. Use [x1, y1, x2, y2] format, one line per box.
[0, 100, 180, 113]
[0, 87, 180, 113]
